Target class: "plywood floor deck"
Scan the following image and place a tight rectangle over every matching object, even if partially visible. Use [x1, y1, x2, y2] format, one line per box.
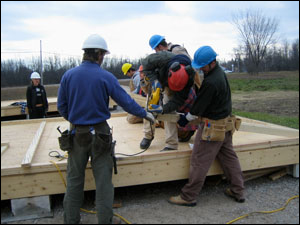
[1, 113, 299, 200]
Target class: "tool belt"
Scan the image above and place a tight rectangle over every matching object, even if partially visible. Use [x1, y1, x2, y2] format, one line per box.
[196, 115, 242, 142]
[57, 122, 118, 174]
[57, 126, 73, 152]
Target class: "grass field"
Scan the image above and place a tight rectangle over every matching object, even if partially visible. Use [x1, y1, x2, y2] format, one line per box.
[227, 71, 299, 92]
[227, 71, 299, 129]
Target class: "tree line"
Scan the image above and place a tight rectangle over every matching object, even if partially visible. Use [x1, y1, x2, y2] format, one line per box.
[221, 38, 299, 73]
[1, 38, 298, 88]
[1, 55, 141, 87]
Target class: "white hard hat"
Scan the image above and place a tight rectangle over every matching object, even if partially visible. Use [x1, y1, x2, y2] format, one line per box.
[82, 34, 110, 54]
[30, 72, 41, 79]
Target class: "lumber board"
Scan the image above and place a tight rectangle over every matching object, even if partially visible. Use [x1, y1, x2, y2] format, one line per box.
[1, 113, 299, 200]
[243, 167, 284, 182]
[269, 168, 288, 181]
[156, 113, 180, 123]
[1, 97, 117, 117]
[239, 120, 299, 137]
[21, 121, 46, 167]
[130, 93, 146, 107]
[1, 144, 298, 200]
[1, 142, 10, 155]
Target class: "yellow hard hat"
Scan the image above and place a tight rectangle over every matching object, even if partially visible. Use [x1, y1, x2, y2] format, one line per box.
[122, 63, 132, 75]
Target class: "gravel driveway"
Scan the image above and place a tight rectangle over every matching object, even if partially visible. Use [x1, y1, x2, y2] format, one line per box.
[2, 175, 298, 224]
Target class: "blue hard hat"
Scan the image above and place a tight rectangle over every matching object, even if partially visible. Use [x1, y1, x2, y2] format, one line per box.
[149, 34, 165, 50]
[192, 46, 218, 69]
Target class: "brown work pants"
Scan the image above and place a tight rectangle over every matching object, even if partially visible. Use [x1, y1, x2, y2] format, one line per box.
[181, 123, 244, 202]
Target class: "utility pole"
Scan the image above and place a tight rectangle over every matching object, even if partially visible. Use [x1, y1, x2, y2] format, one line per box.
[40, 40, 43, 85]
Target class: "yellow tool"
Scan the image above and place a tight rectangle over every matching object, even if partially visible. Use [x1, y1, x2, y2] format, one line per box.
[148, 87, 161, 109]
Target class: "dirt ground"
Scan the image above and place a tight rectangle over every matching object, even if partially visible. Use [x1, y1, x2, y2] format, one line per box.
[1, 176, 299, 224]
[232, 90, 299, 117]
[1, 74, 299, 224]
[227, 71, 299, 118]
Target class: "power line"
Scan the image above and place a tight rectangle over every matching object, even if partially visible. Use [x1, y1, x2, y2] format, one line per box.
[1, 51, 40, 54]
[1, 50, 82, 58]
[43, 51, 82, 57]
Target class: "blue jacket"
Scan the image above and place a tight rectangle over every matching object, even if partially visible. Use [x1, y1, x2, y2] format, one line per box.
[57, 61, 146, 125]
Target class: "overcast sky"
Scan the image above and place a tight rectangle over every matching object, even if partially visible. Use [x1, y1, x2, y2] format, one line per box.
[1, 1, 299, 62]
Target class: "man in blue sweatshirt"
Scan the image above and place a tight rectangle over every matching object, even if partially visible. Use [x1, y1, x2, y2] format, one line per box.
[57, 34, 155, 224]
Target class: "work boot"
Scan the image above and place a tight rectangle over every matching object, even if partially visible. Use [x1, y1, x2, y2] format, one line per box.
[160, 147, 177, 152]
[140, 137, 153, 149]
[224, 188, 245, 203]
[168, 195, 197, 207]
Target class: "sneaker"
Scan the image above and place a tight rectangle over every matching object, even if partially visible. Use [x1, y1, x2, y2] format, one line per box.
[160, 147, 177, 152]
[168, 195, 197, 207]
[224, 188, 245, 203]
[140, 137, 153, 149]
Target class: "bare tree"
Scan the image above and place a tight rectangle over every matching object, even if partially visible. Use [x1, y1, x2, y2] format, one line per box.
[232, 9, 279, 74]
[291, 38, 299, 70]
[233, 45, 244, 72]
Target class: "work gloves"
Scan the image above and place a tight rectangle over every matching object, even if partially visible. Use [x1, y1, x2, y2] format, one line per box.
[145, 112, 156, 124]
[177, 112, 198, 127]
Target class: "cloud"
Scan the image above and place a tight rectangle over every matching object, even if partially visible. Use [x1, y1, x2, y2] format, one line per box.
[94, 13, 238, 61]
[164, 1, 197, 15]
[1, 11, 238, 61]
[2, 1, 297, 62]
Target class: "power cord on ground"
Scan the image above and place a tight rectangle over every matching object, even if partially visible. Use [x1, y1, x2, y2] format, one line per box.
[50, 160, 132, 224]
[226, 195, 299, 224]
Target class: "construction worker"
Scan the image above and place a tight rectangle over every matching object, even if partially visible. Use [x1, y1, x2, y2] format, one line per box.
[139, 35, 198, 150]
[26, 72, 48, 119]
[149, 34, 202, 90]
[137, 65, 147, 97]
[122, 63, 144, 124]
[149, 34, 191, 58]
[168, 46, 245, 207]
[57, 34, 155, 224]
[140, 51, 196, 151]
[121, 63, 141, 94]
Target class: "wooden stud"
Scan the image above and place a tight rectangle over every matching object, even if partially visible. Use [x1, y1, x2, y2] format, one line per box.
[239, 121, 299, 138]
[156, 114, 180, 123]
[21, 121, 46, 168]
[269, 168, 288, 181]
[243, 167, 283, 182]
[1, 97, 117, 117]
[1, 143, 9, 155]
